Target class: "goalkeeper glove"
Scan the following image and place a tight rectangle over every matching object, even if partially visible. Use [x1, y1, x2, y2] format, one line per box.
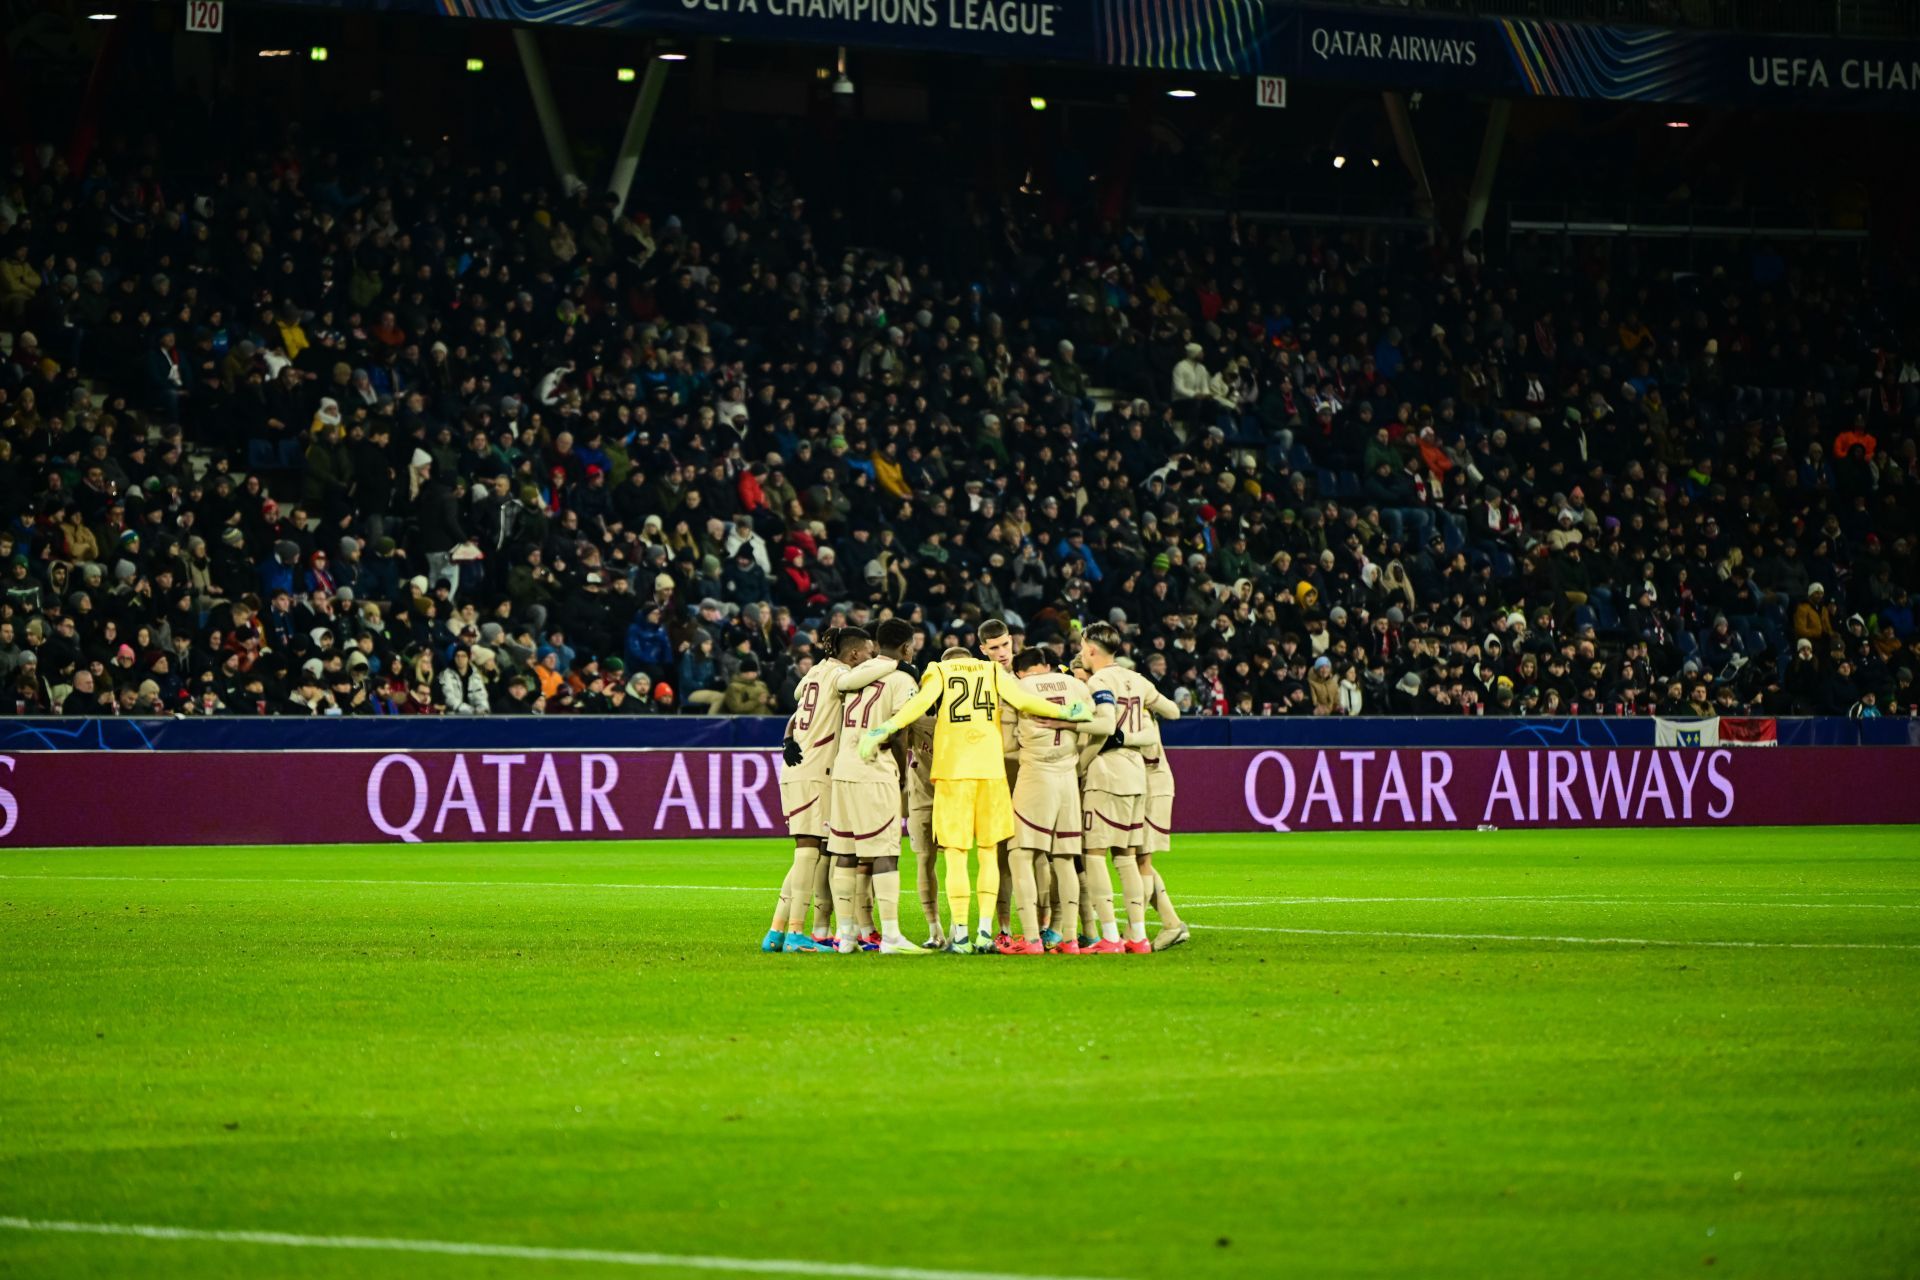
[857, 727, 889, 763]
[782, 735, 804, 768]
[1098, 727, 1127, 754]
[1061, 699, 1093, 722]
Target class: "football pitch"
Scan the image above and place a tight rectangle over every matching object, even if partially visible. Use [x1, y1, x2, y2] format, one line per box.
[2, 827, 1916, 1280]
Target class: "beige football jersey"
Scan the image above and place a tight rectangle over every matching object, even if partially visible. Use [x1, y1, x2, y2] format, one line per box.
[831, 668, 917, 785]
[783, 658, 847, 785]
[784, 656, 894, 784]
[1083, 664, 1153, 795]
[1132, 684, 1169, 764]
[1009, 671, 1094, 773]
[905, 714, 935, 809]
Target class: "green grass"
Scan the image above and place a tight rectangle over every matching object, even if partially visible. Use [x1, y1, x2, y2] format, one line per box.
[2, 828, 1917, 1280]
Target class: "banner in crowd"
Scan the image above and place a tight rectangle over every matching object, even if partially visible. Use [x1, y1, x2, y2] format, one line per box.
[276, 0, 1920, 110]
[0, 746, 1910, 847]
[1654, 716, 1782, 747]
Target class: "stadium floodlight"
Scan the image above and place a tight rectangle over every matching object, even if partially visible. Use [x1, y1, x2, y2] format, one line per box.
[258, 49, 293, 57]
[617, 67, 637, 81]
[1370, 157, 1380, 167]
[309, 46, 329, 62]
[657, 52, 688, 61]
[831, 45, 854, 95]
[1166, 88, 1197, 99]
[1029, 95, 1048, 111]
[465, 57, 485, 72]
[1332, 155, 1347, 169]
[87, 11, 116, 18]
[1665, 120, 1691, 128]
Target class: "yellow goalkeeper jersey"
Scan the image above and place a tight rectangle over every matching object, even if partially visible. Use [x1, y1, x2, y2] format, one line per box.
[879, 656, 1080, 781]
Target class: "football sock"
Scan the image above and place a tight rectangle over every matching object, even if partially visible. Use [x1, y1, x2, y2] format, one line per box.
[1050, 856, 1081, 938]
[994, 845, 1012, 933]
[1009, 848, 1041, 940]
[812, 857, 834, 935]
[1086, 855, 1118, 937]
[974, 847, 1002, 938]
[775, 846, 819, 931]
[831, 863, 859, 941]
[916, 849, 943, 929]
[943, 847, 972, 938]
[1033, 853, 1053, 928]
[1116, 855, 1148, 942]
[1078, 862, 1099, 935]
[873, 867, 902, 939]
[854, 868, 875, 935]
[1151, 870, 1183, 929]
[771, 864, 795, 932]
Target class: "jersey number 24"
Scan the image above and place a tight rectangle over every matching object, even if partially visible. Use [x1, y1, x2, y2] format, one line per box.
[945, 673, 995, 723]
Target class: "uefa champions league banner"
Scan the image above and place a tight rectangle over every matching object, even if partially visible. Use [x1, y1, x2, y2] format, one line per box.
[272, 0, 1920, 108]
[1101, 4, 1920, 110]
[0, 747, 1913, 847]
[275, 0, 1920, 110]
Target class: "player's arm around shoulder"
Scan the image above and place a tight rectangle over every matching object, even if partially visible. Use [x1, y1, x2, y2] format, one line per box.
[861, 661, 944, 759]
[833, 655, 898, 694]
[993, 661, 1089, 721]
[1144, 684, 1181, 721]
[1070, 676, 1117, 737]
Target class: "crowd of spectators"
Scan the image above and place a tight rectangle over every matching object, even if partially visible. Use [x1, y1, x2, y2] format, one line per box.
[0, 128, 1915, 719]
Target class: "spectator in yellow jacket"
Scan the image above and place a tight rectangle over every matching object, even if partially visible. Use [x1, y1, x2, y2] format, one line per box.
[1791, 583, 1837, 654]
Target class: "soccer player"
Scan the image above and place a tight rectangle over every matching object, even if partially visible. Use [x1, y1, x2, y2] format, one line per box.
[825, 619, 929, 954]
[766, 627, 891, 952]
[1140, 694, 1189, 950]
[859, 644, 1091, 954]
[1077, 621, 1178, 955]
[1002, 647, 1110, 954]
[903, 711, 945, 948]
[978, 619, 1023, 948]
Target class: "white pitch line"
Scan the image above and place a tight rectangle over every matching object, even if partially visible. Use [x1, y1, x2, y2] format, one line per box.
[1192, 924, 1920, 951]
[0, 874, 763, 893]
[0, 1217, 1119, 1280]
[5, 876, 1915, 914]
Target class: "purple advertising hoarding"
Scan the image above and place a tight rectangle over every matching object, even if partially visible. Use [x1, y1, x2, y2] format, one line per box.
[0, 747, 1913, 849]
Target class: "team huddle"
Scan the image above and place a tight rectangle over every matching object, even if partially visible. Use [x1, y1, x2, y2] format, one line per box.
[763, 618, 1191, 955]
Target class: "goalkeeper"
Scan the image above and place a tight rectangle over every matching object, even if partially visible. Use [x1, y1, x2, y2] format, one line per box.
[860, 646, 1092, 954]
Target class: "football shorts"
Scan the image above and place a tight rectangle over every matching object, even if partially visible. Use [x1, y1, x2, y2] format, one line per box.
[1144, 760, 1174, 855]
[1083, 788, 1146, 851]
[906, 802, 934, 859]
[780, 777, 829, 841]
[1011, 769, 1082, 856]
[931, 777, 1014, 853]
[826, 780, 904, 860]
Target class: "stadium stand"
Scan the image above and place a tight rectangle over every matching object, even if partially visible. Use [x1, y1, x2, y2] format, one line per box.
[0, 114, 1915, 720]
